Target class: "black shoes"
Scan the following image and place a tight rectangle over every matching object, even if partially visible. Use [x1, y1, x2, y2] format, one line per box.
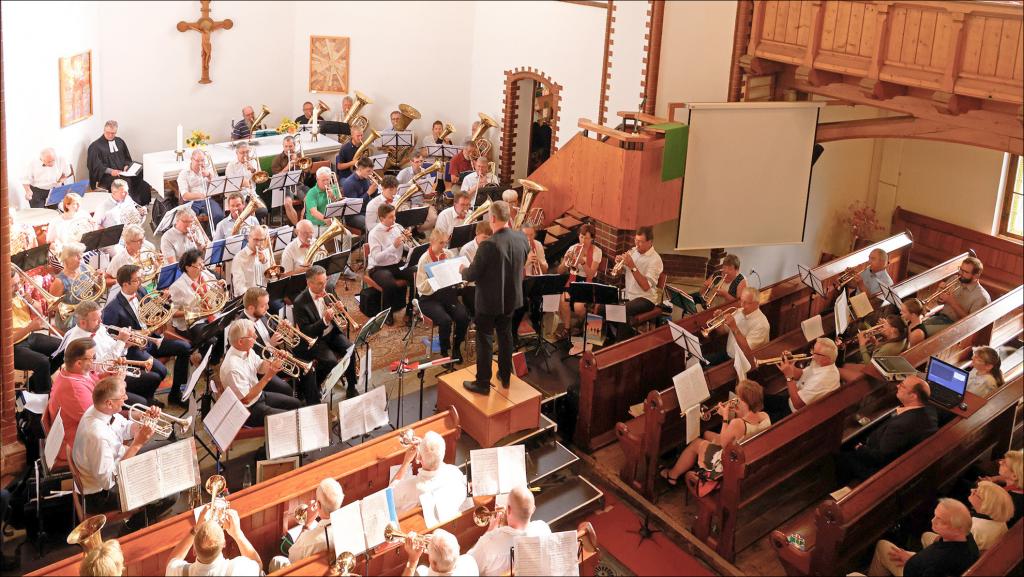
[463, 380, 490, 395]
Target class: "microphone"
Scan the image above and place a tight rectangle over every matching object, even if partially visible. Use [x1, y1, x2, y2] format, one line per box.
[411, 298, 424, 321]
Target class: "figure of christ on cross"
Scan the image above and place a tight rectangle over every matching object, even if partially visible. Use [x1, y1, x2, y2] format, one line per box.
[177, 0, 233, 84]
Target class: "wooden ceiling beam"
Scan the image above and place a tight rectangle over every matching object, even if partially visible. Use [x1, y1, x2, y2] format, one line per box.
[816, 115, 1023, 156]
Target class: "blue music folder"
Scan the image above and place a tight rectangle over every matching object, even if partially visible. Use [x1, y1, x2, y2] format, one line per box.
[156, 263, 182, 291]
[45, 180, 89, 207]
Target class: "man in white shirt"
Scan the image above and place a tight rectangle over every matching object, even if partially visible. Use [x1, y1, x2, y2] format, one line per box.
[365, 175, 401, 232]
[97, 179, 146, 231]
[213, 192, 259, 241]
[176, 149, 225, 230]
[368, 204, 416, 326]
[105, 225, 155, 286]
[268, 478, 345, 571]
[22, 147, 72, 208]
[460, 157, 498, 208]
[469, 486, 551, 576]
[165, 506, 262, 576]
[764, 337, 841, 423]
[391, 431, 467, 515]
[435, 191, 472, 241]
[614, 226, 664, 339]
[230, 225, 275, 299]
[224, 142, 256, 196]
[160, 207, 203, 264]
[220, 318, 300, 427]
[72, 376, 174, 530]
[402, 528, 479, 577]
[281, 219, 316, 273]
[704, 287, 770, 366]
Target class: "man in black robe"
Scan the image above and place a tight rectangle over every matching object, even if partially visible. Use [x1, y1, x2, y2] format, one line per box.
[87, 120, 154, 206]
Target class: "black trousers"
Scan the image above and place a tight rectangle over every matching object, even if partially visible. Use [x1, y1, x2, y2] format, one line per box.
[28, 185, 50, 208]
[14, 333, 62, 393]
[131, 338, 191, 403]
[764, 393, 794, 424]
[125, 370, 163, 405]
[245, 387, 302, 427]
[97, 173, 153, 206]
[474, 311, 514, 386]
[615, 297, 657, 339]
[370, 264, 415, 317]
[460, 286, 477, 317]
[421, 290, 469, 357]
[300, 329, 360, 403]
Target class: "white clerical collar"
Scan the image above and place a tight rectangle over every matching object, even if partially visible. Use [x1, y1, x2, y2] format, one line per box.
[108, 139, 118, 153]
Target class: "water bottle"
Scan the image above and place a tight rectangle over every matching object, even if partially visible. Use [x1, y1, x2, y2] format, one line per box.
[242, 464, 252, 489]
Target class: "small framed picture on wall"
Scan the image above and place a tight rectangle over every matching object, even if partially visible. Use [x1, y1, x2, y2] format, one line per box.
[309, 35, 350, 94]
[59, 50, 93, 128]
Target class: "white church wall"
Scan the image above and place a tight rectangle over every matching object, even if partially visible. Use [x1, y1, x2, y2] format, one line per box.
[604, 1, 649, 124]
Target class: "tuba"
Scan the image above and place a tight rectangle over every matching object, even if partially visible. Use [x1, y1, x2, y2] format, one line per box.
[68, 514, 107, 552]
[463, 199, 492, 225]
[303, 218, 347, 266]
[513, 178, 547, 229]
[250, 104, 271, 135]
[393, 104, 421, 130]
[471, 112, 499, 159]
[353, 128, 380, 162]
[230, 193, 266, 236]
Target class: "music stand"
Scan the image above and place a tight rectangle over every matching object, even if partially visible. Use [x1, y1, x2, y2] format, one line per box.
[668, 322, 708, 366]
[269, 170, 302, 225]
[267, 274, 308, 306]
[567, 282, 620, 356]
[156, 263, 182, 291]
[477, 184, 502, 205]
[325, 198, 364, 220]
[368, 153, 389, 171]
[449, 223, 476, 250]
[79, 224, 124, 255]
[798, 264, 826, 297]
[523, 273, 570, 369]
[664, 284, 698, 316]
[155, 204, 192, 235]
[401, 243, 429, 272]
[354, 309, 390, 394]
[396, 207, 429, 229]
[878, 282, 901, 309]
[269, 226, 294, 252]
[12, 244, 50, 272]
[44, 180, 88, 208]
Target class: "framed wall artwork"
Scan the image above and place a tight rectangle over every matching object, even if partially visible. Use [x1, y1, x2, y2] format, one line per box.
[309, 35, 350, 94]
[59, 50, 93, 128]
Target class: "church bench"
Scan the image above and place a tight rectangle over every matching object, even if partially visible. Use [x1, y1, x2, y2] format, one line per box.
[576, 233, 914, 452]
[964, 519, 1024, 577]
[884, 250, 973, 306]
[27, 410, 461, 577]
[769, 372, 1023, 576]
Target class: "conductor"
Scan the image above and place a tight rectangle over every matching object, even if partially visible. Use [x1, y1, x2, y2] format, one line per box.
[460, 200, 530, 394]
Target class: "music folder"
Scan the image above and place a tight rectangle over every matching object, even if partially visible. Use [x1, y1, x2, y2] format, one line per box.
[265, 403, 331, 459]
[331, 487, 398, 557]
[267, 274, 308, 303]
[79, 224, 124, 253]
[401, 243, 429, 271]
[525, 274, 570, 298]
[117, 438, 200, 512]
[513, 531, 581, 576]
[315, 250, 351, 277]
[449, 223, 476, 250]
[45, 180, 88, 208]
[396, 206, 428, 229]
[470, 445, 528, 497]
[12, 244, 50, 271]
[156, 263, 182, 290]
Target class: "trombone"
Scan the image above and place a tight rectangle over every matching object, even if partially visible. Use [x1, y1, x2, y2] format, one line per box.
[122, 402, 193, 437]
[700, 272, 725, 306]
[921, 275, 962, 313]
[265, 314, 317, 349]
[325, 170, 343, 203]
[700, 306, 737, 337]
[754, 352, 812, 368]
[252, 341, 314, 377]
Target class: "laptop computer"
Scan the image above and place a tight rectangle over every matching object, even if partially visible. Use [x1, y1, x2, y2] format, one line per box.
[924, 356, 969, 409]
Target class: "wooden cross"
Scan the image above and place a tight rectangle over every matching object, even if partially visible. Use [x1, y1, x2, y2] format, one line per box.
[176, 0, 233, 84]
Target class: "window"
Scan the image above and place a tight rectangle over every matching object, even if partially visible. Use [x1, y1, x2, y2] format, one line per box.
[999, 155, 1023, 239]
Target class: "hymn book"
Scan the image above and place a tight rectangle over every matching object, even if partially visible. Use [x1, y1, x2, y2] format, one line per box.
[265, 403, 331, 459]
[513, 531, 580, 576]
[470, 445, 528, 497]
[330, 487, 398, 556]
[117, 438, 199, 512]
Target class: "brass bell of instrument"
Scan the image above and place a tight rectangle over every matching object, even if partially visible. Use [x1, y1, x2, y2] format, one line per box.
[68, 514, 106, 552]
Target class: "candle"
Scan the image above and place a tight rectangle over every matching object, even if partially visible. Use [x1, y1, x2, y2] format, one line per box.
[176, 124, 183, 151]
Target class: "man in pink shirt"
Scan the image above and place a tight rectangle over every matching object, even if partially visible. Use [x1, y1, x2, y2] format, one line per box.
[43, 338, 111, 470]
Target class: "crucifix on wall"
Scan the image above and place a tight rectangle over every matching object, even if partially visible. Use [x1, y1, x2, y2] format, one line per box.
[176, 0, 233, 84]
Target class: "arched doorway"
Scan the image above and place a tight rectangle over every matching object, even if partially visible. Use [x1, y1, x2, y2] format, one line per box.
[498, 67, 562, 184]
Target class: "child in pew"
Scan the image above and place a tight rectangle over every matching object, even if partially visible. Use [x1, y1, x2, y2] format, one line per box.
[658, 380, 771, 486]
[920, 481, 1014, 552]
[966, 346, 1004, 398]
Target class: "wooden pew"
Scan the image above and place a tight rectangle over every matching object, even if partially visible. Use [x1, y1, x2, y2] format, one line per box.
[576, 233, 914, 451]
[770, 373, 1023, 576]
[884, 250, 972, 305]
[275, 500, 600, 576]
[28, 410, 461, 577]
[692, 287, 1023, 562]
[964, 520, 1024, 577]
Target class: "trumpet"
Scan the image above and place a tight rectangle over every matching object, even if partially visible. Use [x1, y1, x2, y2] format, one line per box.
[384, 523, 432, 547]
[205, 475, 230, 526]
[97, 358, 146, 378]
[835, 267, 859, 289]
[700, 306, 737, 337]
[527, 239, 543, 276]
[700, 272, 725, 306]
[754, 352, 812, 368]
[252, 341, 314, 377]
[397, 428, 421, 447]
[324, 293, 361, 331]
[611, 248, 637, 276]
[265, 314, 317, 349]
[700, 398, 739, 421]
[842, 321, 888, 347]
[473, 505, 507, 527]
[107, 325, 163, 348]
[921, 275, 962, 311]
[122, 402, 193, 437]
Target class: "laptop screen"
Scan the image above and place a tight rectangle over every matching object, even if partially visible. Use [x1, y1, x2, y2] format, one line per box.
[925, 356, 969, 396]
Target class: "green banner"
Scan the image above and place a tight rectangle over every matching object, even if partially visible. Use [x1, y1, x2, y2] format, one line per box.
[650, 122, 687, 182]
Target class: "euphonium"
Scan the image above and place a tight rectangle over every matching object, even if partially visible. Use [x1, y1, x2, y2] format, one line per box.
[700, 306, 737, 337]
[471, 112, 499, 159]
[384, 523, 432, 547]
[250, 104, 271, 134]
[700, 398, 739, 421]
[265, 314, 317, 349]
[700, 272, 725, 305]
[137, 291, 175, 328]
[252, 341, 313, 377]
[70, 267, 106, 303]
[67, 514, 106, 552]
[393, 104, 421, 130]
[231, 193, 266, 236]
[303, 218, 347, 267]
[394, 160, 443, 210]
[463, 199, 492, 224]
[513, 178, 547, 230]
[437, 122, 455, 142]
[754, 352, 812, 368]
[353, 128, 380, 161]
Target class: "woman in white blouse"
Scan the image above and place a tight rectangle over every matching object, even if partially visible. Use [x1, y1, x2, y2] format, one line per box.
[45, 192, 96, 269]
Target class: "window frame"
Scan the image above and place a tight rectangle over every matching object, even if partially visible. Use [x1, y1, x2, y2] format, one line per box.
[998, 154, 1023, 240]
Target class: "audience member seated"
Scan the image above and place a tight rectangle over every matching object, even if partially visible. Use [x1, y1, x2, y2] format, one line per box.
[269, 478, 345, 571]
[764, 338, 841, 423]
[72, 377, 175, 531]
[659, 379, 770, 487]
[966, 346, 1004, 398]
[87, 120, 154, 205]
[468, 486, 550, 576]
[853, 248, 894, 297]
[693, 253, 747, 309]
[390, 431, 467, 515]
[165, 506, 262, 576]
[980, 450, 1023, 525]
[79, 539, 124, 577]
[921, 481, 1014, 552]
[922, 257, 990, 330]
[703, 287, 770, 366]
[837, 375, 937, 484]
[401, 528, 479, 577]
[850, 499, 978, 577]
[900, 298, 930, 348]
[22, 147, 72, 208]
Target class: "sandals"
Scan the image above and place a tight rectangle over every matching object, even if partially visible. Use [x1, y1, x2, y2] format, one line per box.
[659, 468, 680, 486]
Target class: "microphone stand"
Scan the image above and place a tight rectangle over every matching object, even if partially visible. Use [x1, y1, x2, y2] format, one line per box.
[394, 300, 422, 428]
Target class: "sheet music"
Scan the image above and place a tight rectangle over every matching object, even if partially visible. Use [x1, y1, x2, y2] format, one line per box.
[470, 445, 527, 496]
[22, 391, 48, 415]
[338, 396, 367, 442]
[835, 290, 850, 335]
[850, 292, 873, 319]
[360, 487, 398, 549]
[605, 304, 627, 323]
[548, 531, 582, 576]
[122, 162, 141, 177]
[498, 445, 528, 493]
[158, 438, 200, 495]
[427, 256, 470, 289]
[685, 405, 701, 444]
[801, 315, 825, 342]
[298, 403, 330, 453]
[331, 502, 367, 556]
[205, 389, 250, 452]
[669, 323, 707, 363]
[118, 451, 162, 511]
[469, 448, 500, 496]
[44, 410, 64, 470]
[183, 346, 213, 400]
[733, 348, 752, 381]
[513, 536, 546, 576]
[265, 411, 299, 459]
[363, 386, 389, 432]
[542, 294, 560, 313]
[322, 345, 355, 400]
[672, 362, 710, 414]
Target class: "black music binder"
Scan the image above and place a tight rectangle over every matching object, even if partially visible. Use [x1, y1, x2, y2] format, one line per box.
[12, 244, 50, 271]
[79, 224, 124, 253]
[449, 223, 476, 250]
[395, 206, 429, 229]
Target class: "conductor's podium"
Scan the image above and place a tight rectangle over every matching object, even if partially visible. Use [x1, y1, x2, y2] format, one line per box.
[436, 363, 542, 448]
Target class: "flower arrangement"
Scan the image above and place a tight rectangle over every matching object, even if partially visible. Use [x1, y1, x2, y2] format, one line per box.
[185, 129, 211, 148]
[842, 200, 884, 251]
[277, 118, 299, 134]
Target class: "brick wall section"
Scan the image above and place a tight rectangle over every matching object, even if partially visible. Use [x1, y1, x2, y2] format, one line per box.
[590, 217, 707, 282]
[598, 1, 615, 126]
[499, 68, 562, 184]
